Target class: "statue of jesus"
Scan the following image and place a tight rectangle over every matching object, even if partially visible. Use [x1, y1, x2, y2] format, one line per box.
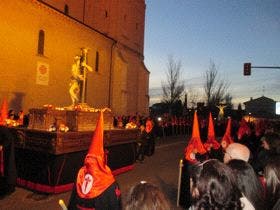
[69, 48, 93, 107]
[216, 104, 227, 121]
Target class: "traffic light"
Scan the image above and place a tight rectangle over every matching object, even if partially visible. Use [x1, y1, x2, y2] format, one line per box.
[243, 63, 251, 76]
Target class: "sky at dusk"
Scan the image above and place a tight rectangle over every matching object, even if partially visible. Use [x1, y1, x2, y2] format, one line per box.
[144, 0, 280, 108]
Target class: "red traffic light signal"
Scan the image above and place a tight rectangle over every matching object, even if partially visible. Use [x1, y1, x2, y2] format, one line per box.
[243, 63, 251, 76]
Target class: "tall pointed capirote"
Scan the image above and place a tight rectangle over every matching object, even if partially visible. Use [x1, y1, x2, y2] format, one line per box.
[76, 110, 115, 199]
[0, 98, 8, 125]
[221, 117, 234, 149]
[204, 112, 220, 150]
[184, 111, 206, 162]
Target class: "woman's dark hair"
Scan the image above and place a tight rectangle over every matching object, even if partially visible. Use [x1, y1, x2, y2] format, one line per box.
[124, 182, 171, 210]
[264, 155, 280, 209]
[190, 159, 242, 210]
[227, 159, 265, 210]
[263, 132, 280, 154]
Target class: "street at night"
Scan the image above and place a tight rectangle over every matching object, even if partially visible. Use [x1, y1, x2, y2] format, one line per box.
[0, 136, 186, 210]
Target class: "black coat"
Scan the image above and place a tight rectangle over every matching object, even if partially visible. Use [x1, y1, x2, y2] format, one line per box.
[0, 126, 17, 197]
[68, 182, 121, 210]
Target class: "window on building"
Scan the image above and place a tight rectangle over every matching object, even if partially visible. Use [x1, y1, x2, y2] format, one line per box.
[37, 30, 45, 55]
[105, 10, 108, 18]
[95, 51, 99, 72]
[136, 23, 139, 30]
[64, 4, 69, 15]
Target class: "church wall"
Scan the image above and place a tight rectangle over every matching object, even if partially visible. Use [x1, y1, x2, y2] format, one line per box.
[39, 0, 146, 56]
[0, 0, 113, 113]
[0, 0, 149, 116]
[38, 0, 149, 116]
[137, 65, 150, 115]
[111, 48, 128, 116]
[110, 45, 149, 116]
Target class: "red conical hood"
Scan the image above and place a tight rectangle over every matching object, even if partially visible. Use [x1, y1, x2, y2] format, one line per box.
[0, 98, 8, 125]
[185, 111, 206, 162]
[204, 112, 220, 150]
[145, 118, 153, 133]
[221, 118, 234, 149]
[76, 110, 115, 198]
[87, 111, 105, 156]
[192, 111, 200, 138]
[237, 118, 251, 140]
[208, 113, 215, 138]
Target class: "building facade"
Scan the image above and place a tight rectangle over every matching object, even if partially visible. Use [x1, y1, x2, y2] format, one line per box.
[244, 96, 276, 119]
[0, 0, 149, 116]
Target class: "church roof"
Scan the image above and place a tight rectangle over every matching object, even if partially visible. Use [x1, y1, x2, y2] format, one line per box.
[244, 96, 275, 105]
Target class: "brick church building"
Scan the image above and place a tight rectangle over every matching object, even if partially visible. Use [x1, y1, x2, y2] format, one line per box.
[0, 0, 149, 116]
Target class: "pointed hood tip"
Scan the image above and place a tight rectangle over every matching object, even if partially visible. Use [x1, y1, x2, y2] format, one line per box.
[205, 112, 220, 150]
[87, 111, 104, 156]
[185, 111, 207, 161]
[221, 118, 234, 148]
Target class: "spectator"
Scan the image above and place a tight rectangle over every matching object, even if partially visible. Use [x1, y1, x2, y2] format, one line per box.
[135, 125, 147, 163]
[189, 159, 242, 209]
[123, 181, 171, 210]
[223, 143, 250, 164]
[262, 132, 280, 154]
[228, 159, 265, 210]
[0, 126, 17, 198]
[8, 110, 16, 120]
[252, 132, 280, 174]
[264, 155, 280, 210]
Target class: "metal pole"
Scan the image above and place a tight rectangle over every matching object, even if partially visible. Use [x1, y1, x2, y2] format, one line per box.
[252, 66, 280, 69]
[80, 48, 88, 104]
[82, 68, 86, 104]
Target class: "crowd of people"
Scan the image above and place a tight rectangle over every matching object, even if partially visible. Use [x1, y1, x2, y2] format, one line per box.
[113, 114, 156, 163]
[67, 110, 280, 210]
[178, 111, 280, 210]
[1, 96, 280, 209]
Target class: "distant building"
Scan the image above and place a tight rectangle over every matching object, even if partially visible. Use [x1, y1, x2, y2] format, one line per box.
[243, 96, 276, 119]
[0, 0, 149, 116]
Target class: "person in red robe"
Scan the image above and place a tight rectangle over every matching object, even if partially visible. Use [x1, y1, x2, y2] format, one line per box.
[179, 111, 208, 209]
[68, 109, 121, 210]
[0, 98, 8, 126]
[203, 112, 223, 161]
[145, 117, 155, 156]
[221, 117, 235, 150]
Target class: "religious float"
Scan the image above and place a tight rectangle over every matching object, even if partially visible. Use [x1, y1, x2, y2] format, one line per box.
[2, 48, 139, 194]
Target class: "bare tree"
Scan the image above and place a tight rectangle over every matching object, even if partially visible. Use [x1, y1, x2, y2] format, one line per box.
[204, 61, 230, 109]
[161, 56, 185, 113]
[186, 87, 199, 108]
[224, 93, 233, 109]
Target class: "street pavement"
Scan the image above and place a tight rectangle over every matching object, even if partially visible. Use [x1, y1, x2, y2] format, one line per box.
[0, 135, 188, 210]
